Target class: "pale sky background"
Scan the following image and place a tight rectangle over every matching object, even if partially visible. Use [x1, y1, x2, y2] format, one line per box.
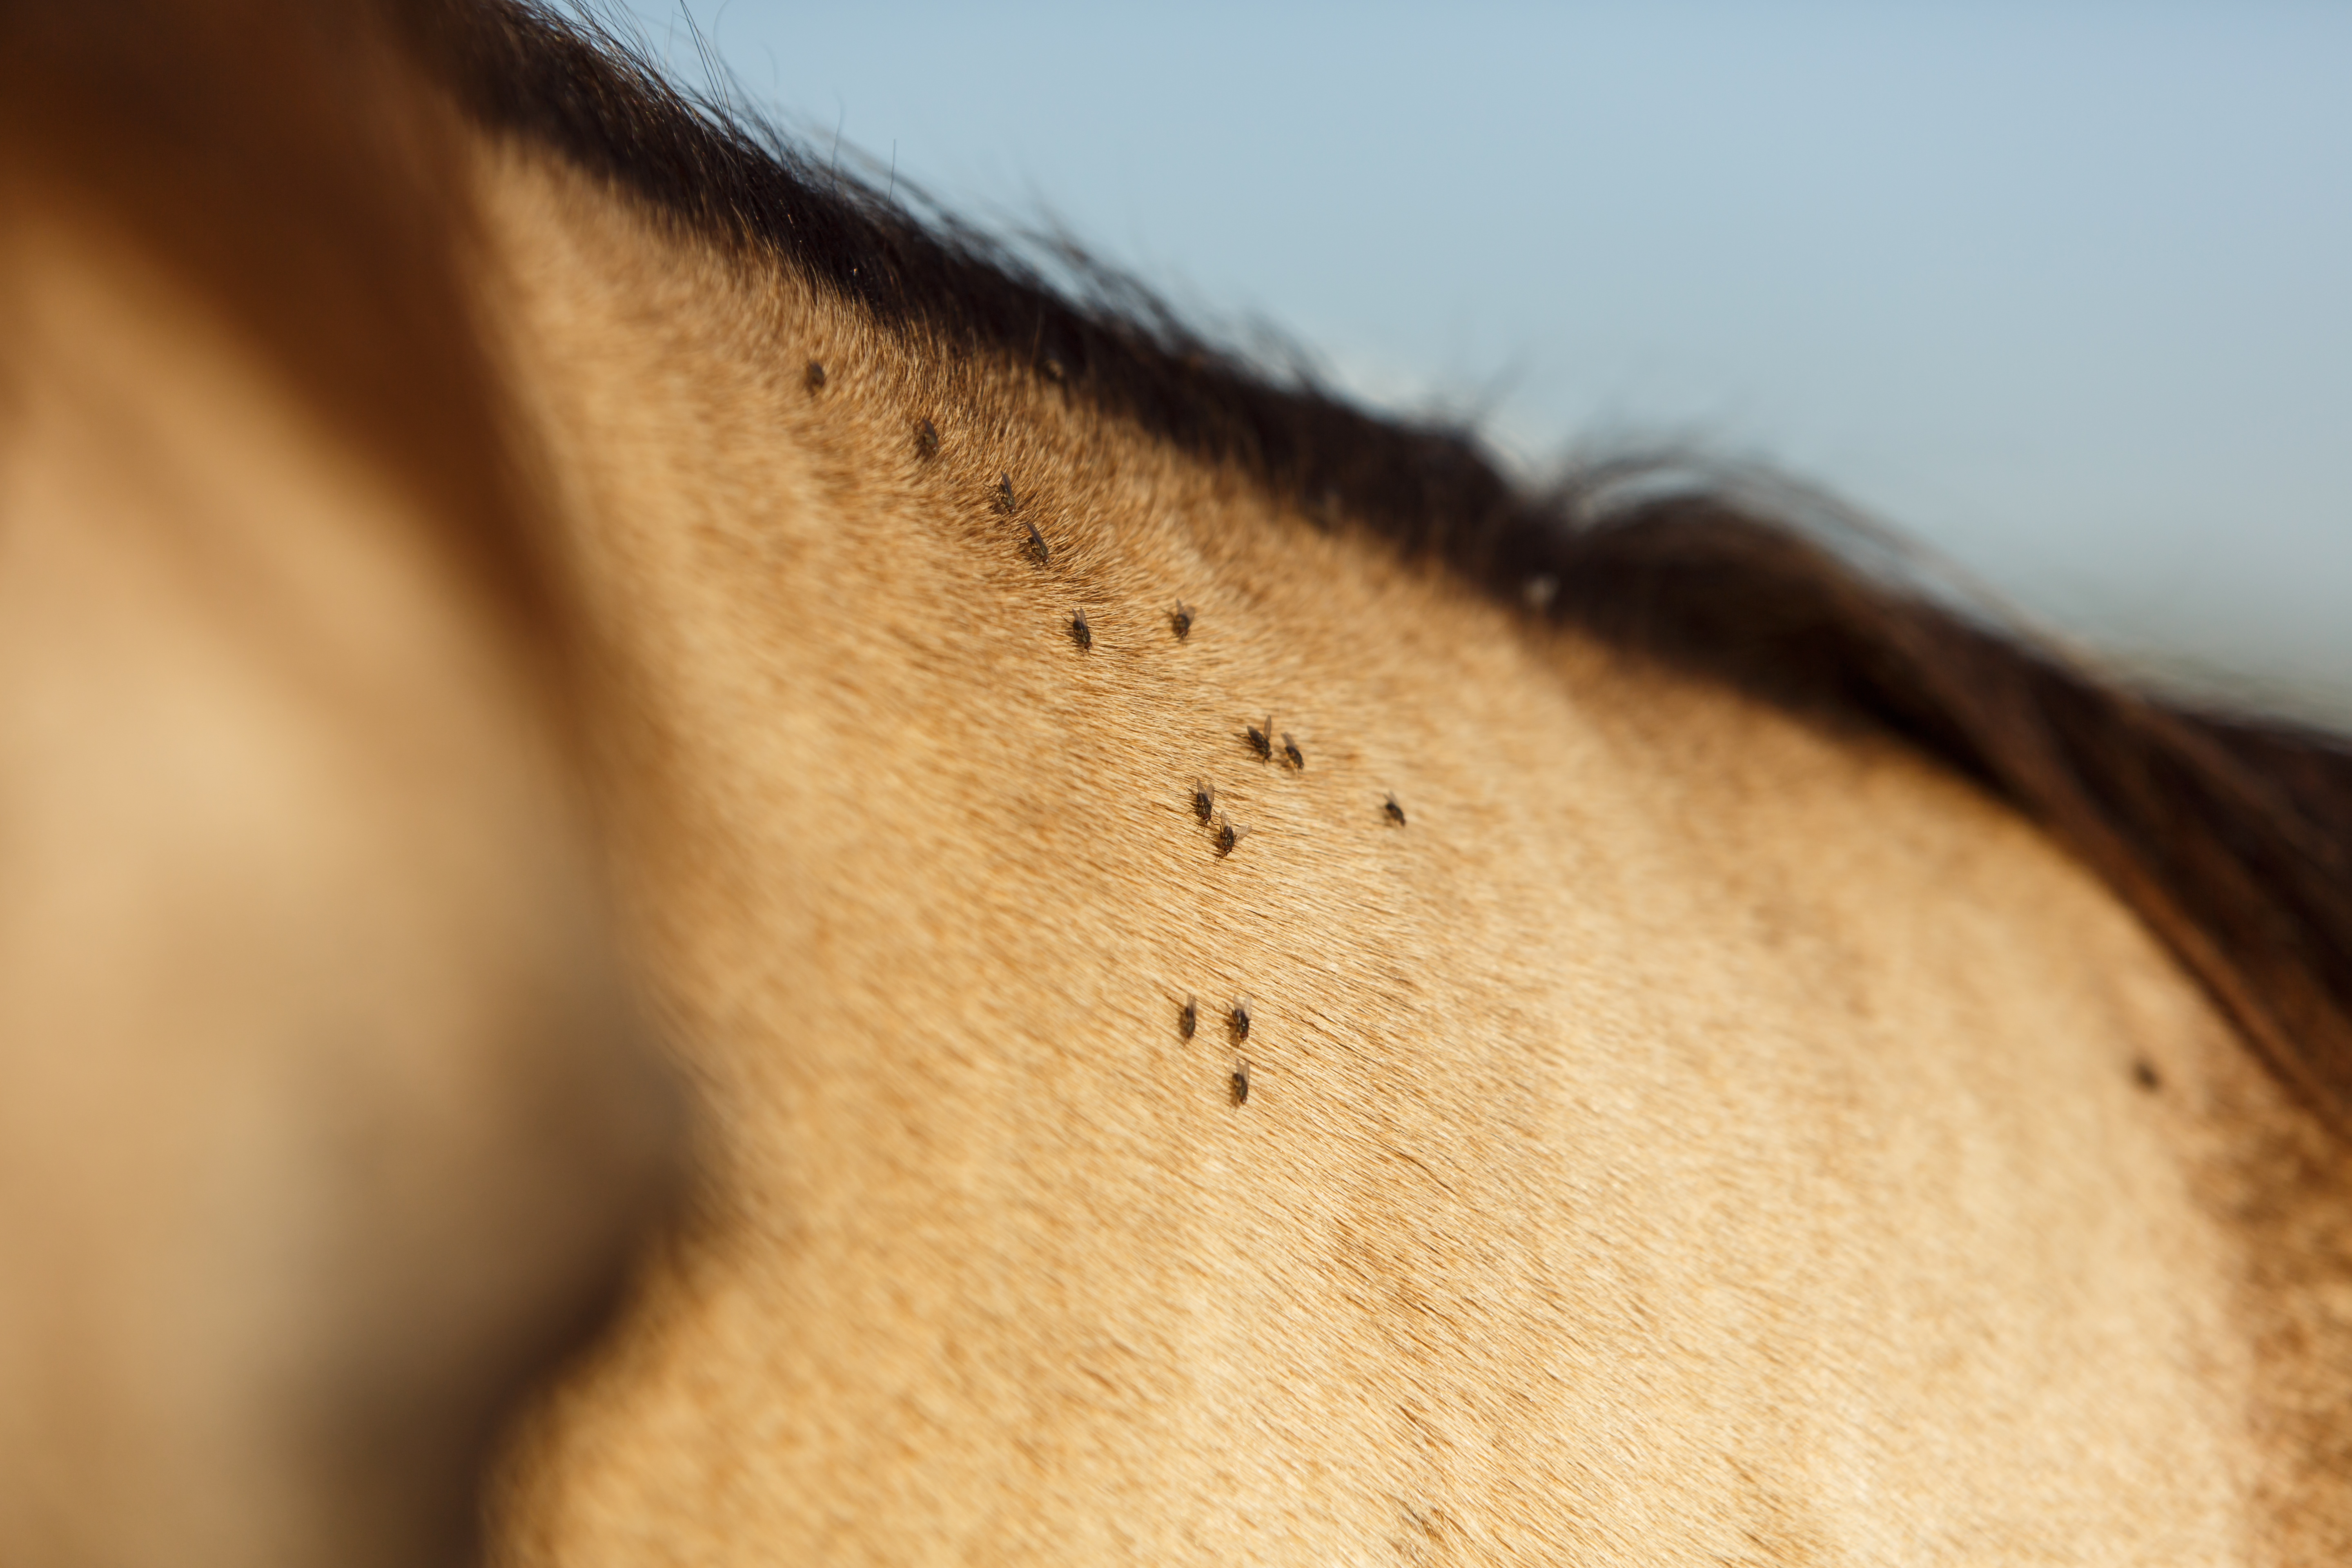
[576, 1, 2350, 722]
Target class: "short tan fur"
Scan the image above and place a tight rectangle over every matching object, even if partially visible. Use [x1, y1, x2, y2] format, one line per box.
[480, 143, 2349, 1562]
[3, 5, 2349, 1565]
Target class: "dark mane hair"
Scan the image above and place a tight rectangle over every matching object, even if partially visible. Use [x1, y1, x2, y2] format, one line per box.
[408, 0, 2352, 1132]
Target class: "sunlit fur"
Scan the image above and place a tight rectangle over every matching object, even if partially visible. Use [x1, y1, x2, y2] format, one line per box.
[4, 4, 2350, 1566]
[471, 141, 2350, 1565]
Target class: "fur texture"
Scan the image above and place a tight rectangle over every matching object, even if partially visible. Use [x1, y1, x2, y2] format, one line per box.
[466, 141, 2352, 1561]
[4, 0, 2350, 1562]
[408, 0, 2352, 1140]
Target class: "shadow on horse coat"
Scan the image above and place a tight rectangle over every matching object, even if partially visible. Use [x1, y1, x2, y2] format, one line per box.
[4, 1, 2351, 1564]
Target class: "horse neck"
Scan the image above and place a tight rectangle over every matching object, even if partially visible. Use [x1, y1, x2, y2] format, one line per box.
[475, 141, 2349, 1564]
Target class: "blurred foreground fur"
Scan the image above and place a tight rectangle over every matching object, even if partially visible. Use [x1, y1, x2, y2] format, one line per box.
[0, 4, 676, 1564]
[3, 1, 2351, 1563]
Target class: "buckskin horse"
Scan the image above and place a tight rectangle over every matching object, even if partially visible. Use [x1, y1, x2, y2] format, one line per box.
[4, 3, 2350, 1564]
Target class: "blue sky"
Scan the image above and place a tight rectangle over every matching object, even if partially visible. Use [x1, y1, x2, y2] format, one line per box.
[579, 2, 2351, 717]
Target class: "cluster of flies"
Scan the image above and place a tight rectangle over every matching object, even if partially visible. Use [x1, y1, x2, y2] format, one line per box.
[805, 369, 1416, 1111]
[1178, 997, 1253, 1105]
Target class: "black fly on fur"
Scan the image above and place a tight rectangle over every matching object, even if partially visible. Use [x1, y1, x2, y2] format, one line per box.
[1071, 610, 1092, 651]
[1021, 520, 1049, 568]
[804, 360, 826, 392]
[1213, 817, 1244, 858]
[1231, 1063, 1250, 1105]
[1281, 733, 1304, 771]
[1384, 793, 1407, 826]
[1180, 998, 1198, 1040]
[1245, 718, 1273, 761]
[995, 472, 1017, 514]
[1228, 1000, 1251, 1042]
[1193, 780, 1216, 825]
[915, 418, 939, 459]
[1171, 601, 1193, 640]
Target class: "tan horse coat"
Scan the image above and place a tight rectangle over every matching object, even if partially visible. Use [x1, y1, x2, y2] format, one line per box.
[3, 4, 2348, 1564]
[475, 146, 2351, 1562]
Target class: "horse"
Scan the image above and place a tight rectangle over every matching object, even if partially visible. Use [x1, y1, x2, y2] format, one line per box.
[4, 2, 2350, 1563]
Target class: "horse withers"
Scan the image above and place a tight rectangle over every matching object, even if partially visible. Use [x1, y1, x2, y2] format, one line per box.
[5, 3, 2352, 1564]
